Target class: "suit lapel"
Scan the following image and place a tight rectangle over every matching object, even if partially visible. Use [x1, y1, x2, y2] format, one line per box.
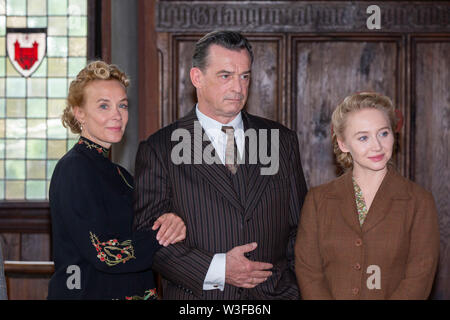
[241, 111, 271, 215]
[330, 166, 411, 235]
[329, 171, 363, 235]
[178, 107, 243, 211]
[361, 166, 410, 233]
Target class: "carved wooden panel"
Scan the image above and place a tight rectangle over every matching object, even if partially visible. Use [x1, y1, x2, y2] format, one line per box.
[0, 203, 52, 299]
[291, 36, 403, 188]
[156, 1, 450, 33]
[413, 38, 450, 300]
[158, 34, 285, 125]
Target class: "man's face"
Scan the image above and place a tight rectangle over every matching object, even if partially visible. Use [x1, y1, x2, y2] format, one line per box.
[191, 44, 251, 124]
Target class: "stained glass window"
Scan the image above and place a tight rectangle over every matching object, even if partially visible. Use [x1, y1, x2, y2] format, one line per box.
[0, 0, 88, 200]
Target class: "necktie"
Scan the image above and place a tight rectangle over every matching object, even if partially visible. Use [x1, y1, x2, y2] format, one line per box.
[221, 126, 239, 174]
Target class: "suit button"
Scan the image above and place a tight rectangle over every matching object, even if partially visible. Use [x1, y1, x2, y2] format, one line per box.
[355, 239, 363, 246]
[352, 287, 359, 295]
[354, 263, 361, 270]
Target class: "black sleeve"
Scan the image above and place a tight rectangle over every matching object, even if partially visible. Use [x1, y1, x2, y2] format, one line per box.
[50, 157, 162, 274]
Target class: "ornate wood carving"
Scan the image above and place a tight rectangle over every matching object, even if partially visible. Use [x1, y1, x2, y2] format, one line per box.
[156, 1, 450, 33]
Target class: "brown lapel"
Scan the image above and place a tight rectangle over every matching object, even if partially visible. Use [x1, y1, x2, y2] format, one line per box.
[177, 107, 244, 211]
[326, 165, 410, 235]
[326, 170, 362, 235]
[361, 166, 411, 233]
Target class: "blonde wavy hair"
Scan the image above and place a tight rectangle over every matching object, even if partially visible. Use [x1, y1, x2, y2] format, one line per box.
[62, 60, 130, 134]
[331, 92, 397, 170]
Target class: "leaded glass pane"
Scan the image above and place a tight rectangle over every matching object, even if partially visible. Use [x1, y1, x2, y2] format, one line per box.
[6, 159, 25, 179]
[47, 99, 65, 118]
[28, 0, 47, 16]
[27, 98, 47, 118]
[48, 57, 67, 77]
[6, 139, 25, 158]
[26, 180, 46, 199]
[6, 0, 26, 15]
[48, 16, 67, 36]
[6, 98, 25, 117]
[27, 16, 47, 28]
[27, 119, 46, 138]
[27, 139, 46, 159]
[48, 0, 67, 16]
[47, 139, 66, 159]
[27, 160, 46, 179]
[6, 78, 26, 97]
[6, 180, 24, 199]
[6, 119, 26, 138]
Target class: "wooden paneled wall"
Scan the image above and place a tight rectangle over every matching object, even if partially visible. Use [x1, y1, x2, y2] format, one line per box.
[147, 0, 450, 299]
[0, 202, 52, 300]
[0, 0, 448, 300]
[413, 37, 450, 299]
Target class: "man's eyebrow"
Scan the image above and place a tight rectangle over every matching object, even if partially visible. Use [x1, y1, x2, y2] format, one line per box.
[215, 70, 251, 75]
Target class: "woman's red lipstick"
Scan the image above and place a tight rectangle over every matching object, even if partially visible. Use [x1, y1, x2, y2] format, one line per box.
[369, 154, 384, 162]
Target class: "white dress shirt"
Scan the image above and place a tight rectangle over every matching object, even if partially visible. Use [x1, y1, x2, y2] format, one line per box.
[196, 106, 244, 291]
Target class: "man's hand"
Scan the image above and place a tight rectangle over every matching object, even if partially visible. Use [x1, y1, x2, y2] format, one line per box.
[152, 213, 186, 247]
[225, 243, 273, 288]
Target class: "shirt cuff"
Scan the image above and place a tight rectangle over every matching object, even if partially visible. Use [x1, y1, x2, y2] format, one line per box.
[203, 253, 226, 291]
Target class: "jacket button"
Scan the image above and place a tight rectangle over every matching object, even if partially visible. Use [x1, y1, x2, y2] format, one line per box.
[355, 239, 363, 246]
[354, 263, 361, 270]
[352, 287, 359, 295]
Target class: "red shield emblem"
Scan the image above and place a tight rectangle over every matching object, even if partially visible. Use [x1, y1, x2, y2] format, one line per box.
[6, 28, 47, 77]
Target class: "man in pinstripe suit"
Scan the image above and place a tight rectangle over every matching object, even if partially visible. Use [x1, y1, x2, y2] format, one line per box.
[133, 31, 308, 299]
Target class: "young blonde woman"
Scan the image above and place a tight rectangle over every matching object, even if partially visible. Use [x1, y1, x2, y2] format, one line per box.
[48, 61, 186, 299]
[294, 92, 440, 299]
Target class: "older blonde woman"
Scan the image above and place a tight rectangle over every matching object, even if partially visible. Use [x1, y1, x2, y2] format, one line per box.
[48, 61, 186, 299]
[294, 92, 440, 299]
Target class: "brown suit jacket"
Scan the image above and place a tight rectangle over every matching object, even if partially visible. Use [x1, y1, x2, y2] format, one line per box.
[294, 166, 440, 300]
[133, 108, 308, 299]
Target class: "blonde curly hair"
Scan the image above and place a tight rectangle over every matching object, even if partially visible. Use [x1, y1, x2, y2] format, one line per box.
[331, 92, 397, 170]
[62, 60, 130, 134]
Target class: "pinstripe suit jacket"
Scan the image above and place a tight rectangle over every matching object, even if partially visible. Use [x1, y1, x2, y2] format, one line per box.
[133, 108, 308, 299]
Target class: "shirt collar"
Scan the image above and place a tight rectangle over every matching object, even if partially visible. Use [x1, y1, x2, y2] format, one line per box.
[195, 105, 244, 141]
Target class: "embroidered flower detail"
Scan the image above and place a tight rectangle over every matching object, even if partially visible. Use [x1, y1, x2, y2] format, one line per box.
[117, 167, 134, 189]
[89, 232, 135, 266]
[125, 288, 158, 300]
[78, 137, 110, 158]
